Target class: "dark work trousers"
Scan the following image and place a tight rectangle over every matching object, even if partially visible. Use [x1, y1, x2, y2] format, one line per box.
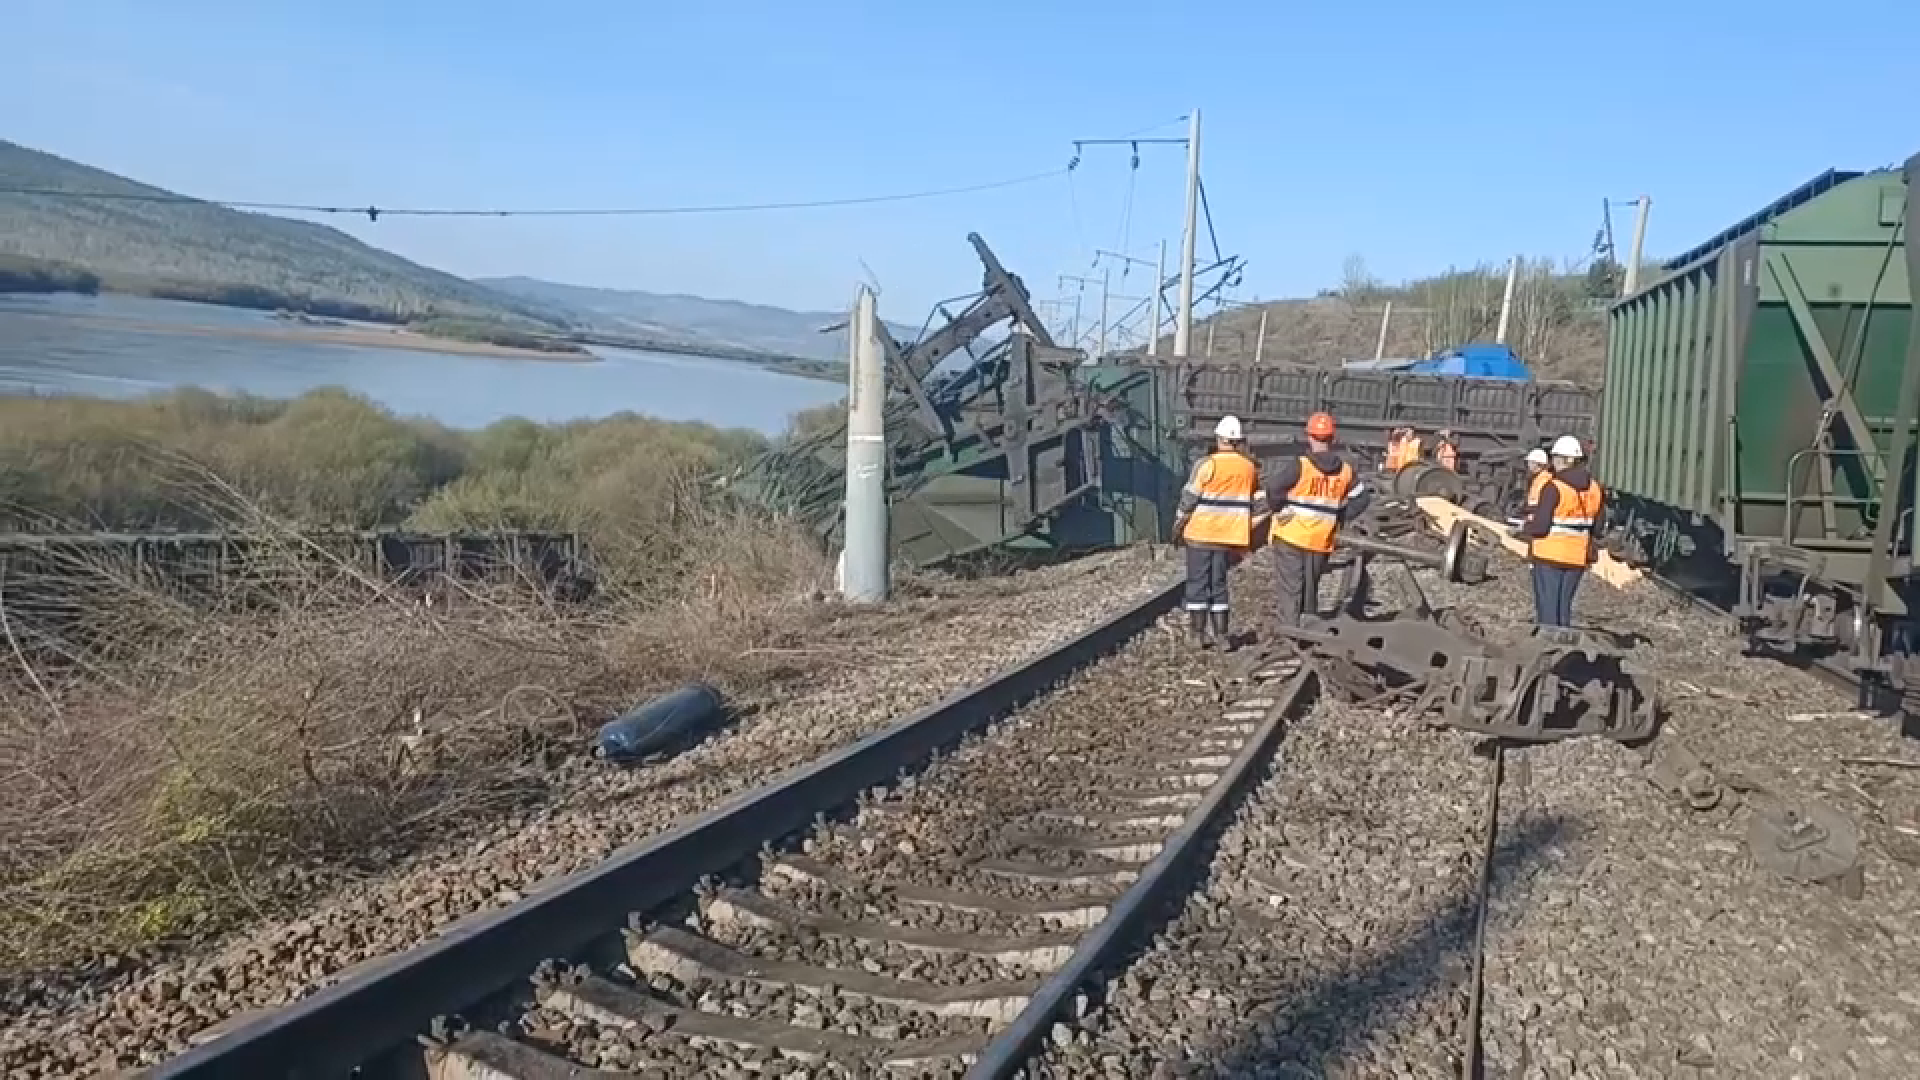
[1272, 541, 1328, 626]
[1184, 544, 1233, 615]
[1530, 561, 1586, 627]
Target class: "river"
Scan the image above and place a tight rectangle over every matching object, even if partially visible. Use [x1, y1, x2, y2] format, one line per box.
[0, 292, 846, 434]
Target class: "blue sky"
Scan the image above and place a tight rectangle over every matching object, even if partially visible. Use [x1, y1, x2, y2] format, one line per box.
[7, 0, 1915, 331]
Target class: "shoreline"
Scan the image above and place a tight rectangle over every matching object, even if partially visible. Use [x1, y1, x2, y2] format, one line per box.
[6, 308, 606, 363]
[1, 298, 849, 381]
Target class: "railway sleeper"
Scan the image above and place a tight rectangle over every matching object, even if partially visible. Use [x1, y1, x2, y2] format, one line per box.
[541, 975, 988, 1068]
[764, 856, 1116, 929]
[624, 926, 1039, 1022]
[700, 887, 1079, 970]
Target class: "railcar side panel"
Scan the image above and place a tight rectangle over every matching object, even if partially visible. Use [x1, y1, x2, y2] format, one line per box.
[1604, 167, 1911, 569]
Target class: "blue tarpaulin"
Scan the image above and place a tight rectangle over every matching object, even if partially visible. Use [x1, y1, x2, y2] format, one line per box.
[1401, 344, 1532, 380]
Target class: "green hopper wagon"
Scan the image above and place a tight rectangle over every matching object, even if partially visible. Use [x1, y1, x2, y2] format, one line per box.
[1599, 153, 1918, 681]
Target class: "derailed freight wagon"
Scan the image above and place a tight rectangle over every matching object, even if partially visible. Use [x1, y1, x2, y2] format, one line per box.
[1599, 154, 1918, 683]
[1169, 362, 1598, 519]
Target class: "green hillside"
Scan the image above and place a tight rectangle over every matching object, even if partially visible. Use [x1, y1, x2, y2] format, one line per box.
[0, 139, 566, 327]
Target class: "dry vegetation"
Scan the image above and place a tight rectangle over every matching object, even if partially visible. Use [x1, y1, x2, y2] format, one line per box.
[0, 388, 837, 977]
[1179, 257, 1615, 385]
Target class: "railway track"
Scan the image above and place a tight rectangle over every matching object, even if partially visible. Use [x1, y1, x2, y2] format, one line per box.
[141, 577, 1319, 1079]
[1014, 626, 1513, 1078]
[1636, 568, 1920, 720]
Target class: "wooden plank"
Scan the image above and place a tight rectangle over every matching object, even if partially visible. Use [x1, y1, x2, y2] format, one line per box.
[1413, 496, 1643, 590]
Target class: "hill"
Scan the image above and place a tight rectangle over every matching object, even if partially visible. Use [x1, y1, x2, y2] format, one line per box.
[0, 140, 568, 328]
[1171, 257, 1615, 386]
[477, 276, 921, 366]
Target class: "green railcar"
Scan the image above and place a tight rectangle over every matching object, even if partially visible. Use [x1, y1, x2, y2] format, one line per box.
[1600, 153, 1918, 677]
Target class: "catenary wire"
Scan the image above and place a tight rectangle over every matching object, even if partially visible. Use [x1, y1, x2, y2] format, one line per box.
[0, 167, 1070, 221]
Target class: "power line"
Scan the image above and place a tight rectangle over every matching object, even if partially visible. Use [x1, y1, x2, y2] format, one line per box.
[0, 167, 1070, 222]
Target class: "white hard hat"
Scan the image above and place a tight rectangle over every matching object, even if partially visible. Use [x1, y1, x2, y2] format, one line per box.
[1214, 415, 1244, 440]
[1550, 434, 1585, 459]
[1525, 447, 1549, 467]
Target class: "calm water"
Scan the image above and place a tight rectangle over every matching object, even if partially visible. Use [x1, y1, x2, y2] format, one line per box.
[0, 292, 845, 434]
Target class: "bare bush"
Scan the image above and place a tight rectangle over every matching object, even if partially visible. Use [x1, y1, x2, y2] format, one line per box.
[0, 434, 831, 975]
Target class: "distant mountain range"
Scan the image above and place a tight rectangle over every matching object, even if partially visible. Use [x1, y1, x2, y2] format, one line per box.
[475, 276, 919, 364]
[0, 139, 906, 367]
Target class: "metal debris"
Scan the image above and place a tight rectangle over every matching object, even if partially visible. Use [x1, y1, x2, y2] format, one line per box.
[1445, 628, 1661, 743]
[1272, 613, 1662, 745]
[1644, 734, 1726, 812]
[1746, 800, 1861, 885]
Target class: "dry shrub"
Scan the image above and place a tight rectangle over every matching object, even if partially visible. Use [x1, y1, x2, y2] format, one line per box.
[0, 395, 836, 975]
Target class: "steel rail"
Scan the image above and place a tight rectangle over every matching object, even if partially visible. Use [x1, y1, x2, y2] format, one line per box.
[965, 663, 1318, 1079]
[1639, 570, 1888, 709]
[1462, 743, 1505, 1079]
[144, 578, 1185, 1080]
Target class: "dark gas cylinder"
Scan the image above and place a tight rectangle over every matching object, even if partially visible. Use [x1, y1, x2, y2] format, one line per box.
[594, 682, 727, 763]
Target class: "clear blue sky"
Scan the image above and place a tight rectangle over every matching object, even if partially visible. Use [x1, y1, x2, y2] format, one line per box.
[7, 0, 1915, 325]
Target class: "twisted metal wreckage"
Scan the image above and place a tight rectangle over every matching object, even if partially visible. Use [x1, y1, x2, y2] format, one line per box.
[1240, 500, 1663, 746]
[731, 233, 1661, 747]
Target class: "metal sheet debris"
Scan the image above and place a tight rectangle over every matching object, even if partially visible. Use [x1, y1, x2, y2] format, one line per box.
[1746, 800, 1861, 885]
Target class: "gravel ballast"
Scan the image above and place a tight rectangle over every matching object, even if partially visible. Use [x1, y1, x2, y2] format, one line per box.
[1036, 535, 1920, 1078]
[1430, 558, 1920, 1079]
[0, 548, 1180, 1077]
[1031, 554, 1489, 1079]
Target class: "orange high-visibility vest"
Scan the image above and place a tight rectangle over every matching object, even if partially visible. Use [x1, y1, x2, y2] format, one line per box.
[1385, 436, 1420, 471]
[1272, 457, 1355, 554]
[1180, 451, 1260, 549]
[1435, 442, 1459, 471]
[1524, 470, 1552, 515]
[1531, 476, 1604, 567]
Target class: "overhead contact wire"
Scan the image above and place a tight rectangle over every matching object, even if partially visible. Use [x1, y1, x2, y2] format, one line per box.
[0, 168, 1069, 221]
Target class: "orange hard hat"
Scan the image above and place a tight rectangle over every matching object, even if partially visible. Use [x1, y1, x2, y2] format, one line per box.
[1305, 411, 1336, 439]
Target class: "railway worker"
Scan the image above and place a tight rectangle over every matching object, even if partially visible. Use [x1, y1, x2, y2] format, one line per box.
[1507, 446, 1553, 528]
[1171, 415, 1270, 649]
[1384, 426, 1420, 471]
[1433, 430, 1460, 472]
[1269, 411, 1372, 628]
[1515, 434, 1604, 628]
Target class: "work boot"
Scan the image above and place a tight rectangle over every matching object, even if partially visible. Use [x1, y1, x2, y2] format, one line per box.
[1210, 612, 1234, 652]
[1189, 610, 1213, 649]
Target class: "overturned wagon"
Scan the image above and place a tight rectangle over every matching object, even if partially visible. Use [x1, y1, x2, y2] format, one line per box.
[1168, 363, 1597, 519]
[728, 233, 1600, 570]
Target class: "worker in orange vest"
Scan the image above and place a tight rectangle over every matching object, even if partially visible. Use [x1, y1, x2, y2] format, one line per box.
[1268, 411, 1371, 628]
[1514, 435, 1604, 628]
[1383, 426, 1420, 471]
[1433, 430, 1460, 471]
[1171, 415, 1270, 649]
[1506, 446, 1552, 527]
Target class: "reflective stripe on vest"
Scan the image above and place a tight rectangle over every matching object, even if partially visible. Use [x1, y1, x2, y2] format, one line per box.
[1530, 477, 1603, 567]
[1181, 451, 1259, 549]
[1272, 457, 1354, 554]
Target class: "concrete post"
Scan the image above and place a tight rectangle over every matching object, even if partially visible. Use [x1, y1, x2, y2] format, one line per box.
[1173, 109, 1201, 357]
[840, 285, 888, 603]
[1623, 196, 1651, 296]
[1495, 255, 1520, 344]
